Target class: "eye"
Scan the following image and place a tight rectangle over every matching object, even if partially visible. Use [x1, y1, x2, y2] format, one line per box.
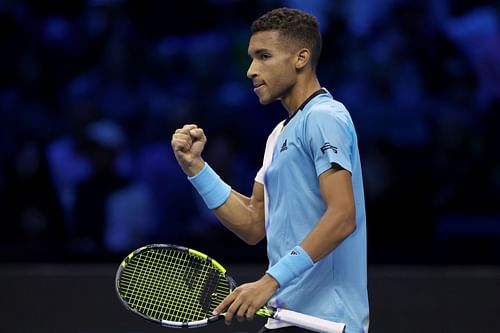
[260, 53, 271, 60]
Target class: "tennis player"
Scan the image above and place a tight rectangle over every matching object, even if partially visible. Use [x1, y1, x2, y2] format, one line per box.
[171, 7, 369, 333]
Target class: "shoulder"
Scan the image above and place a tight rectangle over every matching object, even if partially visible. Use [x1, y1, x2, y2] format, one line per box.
[303, 95, 353, 130]
[267, 120, 286, 140]
[271, 120, 286, 133]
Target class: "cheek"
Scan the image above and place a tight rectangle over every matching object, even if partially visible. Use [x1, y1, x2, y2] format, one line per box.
[274, 66, 296, 86]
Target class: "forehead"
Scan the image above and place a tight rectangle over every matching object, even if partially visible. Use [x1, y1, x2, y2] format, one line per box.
[248, 30, 291, 55]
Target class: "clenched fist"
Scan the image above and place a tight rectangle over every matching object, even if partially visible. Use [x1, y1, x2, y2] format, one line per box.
[171, 124, 207, 176]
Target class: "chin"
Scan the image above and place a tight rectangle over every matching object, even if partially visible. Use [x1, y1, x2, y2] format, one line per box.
[258, 95, 275, 105]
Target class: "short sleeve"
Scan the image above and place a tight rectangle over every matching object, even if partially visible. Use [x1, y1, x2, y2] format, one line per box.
[255, 166, 265, 184]
[305, 108, 353, 176]
[254, 121, 285, 185]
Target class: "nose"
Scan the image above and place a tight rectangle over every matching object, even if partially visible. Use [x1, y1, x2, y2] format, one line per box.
[247, 60, 256, 79]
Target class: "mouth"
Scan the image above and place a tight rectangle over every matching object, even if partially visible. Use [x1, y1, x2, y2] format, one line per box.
[253, 82, 266, 93]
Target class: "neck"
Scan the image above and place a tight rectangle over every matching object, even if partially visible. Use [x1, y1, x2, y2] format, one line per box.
[281, 74, 321, 117]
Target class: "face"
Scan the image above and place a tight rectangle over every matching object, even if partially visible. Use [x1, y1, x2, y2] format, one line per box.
[247, 30, 299, 105]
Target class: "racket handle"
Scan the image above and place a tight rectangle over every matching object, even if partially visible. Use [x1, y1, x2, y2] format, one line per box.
[273, 308, 346, 333]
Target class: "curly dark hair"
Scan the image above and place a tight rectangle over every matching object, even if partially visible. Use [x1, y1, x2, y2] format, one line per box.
[251, 7, 322, 69]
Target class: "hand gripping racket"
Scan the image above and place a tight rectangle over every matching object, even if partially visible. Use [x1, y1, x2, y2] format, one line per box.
[115, 244, 345, 332]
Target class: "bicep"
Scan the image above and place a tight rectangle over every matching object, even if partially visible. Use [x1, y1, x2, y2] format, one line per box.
[249, 182, 265, 226]
[231, 182, 264, 212]
[214, 181, 265, 245]
[319, 167, 355, 218]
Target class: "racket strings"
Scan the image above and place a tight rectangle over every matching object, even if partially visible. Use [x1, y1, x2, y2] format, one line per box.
[120, 250, 174, 319]
[121, 249, 202, 321]
[118, 248, 231, 323]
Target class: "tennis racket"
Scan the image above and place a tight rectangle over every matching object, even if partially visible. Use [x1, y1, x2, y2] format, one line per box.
[115, 244, 345, 332]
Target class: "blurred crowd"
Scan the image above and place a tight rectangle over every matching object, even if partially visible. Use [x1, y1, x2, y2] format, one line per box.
[0, 0, 499, 263]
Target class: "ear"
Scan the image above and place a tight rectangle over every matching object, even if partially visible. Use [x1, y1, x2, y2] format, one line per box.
[295, 48, 311, 70]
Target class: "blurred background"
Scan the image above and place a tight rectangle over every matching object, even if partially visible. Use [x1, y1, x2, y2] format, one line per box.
[1, 0, 500, 332]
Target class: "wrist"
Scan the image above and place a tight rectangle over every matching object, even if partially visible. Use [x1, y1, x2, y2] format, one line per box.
[188, 162, 231, 209]
[266, 245, 314, 288]
[262, 273, 280, 291]
[183, 158, 205, 177]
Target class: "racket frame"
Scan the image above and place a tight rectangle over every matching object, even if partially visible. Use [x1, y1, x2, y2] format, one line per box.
[115, 244, 230, 328]
[116, 244, 345, 332]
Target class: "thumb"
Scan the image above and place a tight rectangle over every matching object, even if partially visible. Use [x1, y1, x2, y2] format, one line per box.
[190, 128, 206, 143]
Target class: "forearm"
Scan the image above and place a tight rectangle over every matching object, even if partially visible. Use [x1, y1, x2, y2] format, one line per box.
[213, 190, 265, 245]
[300, 207, 356, 262]
[265, 207, 355, 288]
[186, 161, 265, 245]
[172, 126, 266, 245]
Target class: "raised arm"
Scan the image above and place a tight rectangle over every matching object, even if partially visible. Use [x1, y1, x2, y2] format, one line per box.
[171, 124, 265, 245]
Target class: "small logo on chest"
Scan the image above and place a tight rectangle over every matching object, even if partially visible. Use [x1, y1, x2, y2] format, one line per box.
[280, 139, 288, 152]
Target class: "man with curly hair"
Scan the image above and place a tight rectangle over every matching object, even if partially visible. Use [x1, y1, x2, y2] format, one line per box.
[171, 7, 369, 333]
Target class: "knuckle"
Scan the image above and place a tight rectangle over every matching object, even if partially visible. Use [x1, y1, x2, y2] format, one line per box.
[225, 311, 234, 323]
[236, 308, 247, 322]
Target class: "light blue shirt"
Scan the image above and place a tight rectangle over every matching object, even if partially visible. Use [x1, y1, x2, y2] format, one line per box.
[255, 89, 369, 333]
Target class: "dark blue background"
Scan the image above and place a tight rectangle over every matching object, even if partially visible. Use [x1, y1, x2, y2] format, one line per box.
[1, 0, 499, 265]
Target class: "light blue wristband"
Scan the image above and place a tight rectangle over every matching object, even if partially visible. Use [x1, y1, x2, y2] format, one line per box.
[188, 163, 231, 209]
[266, 245, 314, 288]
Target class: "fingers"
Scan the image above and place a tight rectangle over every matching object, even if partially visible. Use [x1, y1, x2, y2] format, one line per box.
[213, 286, 259, 326]
[171, 124, 207, 175]
[213, 292, 237, 325]
[176, 124, 198, 133]
[223, 296, 248, 325]
[245, 306, 256, 321]
[235, 303, 249, 323]
[171, 124, 204, 152]
[189, 128, 206, 143]
[173, 124, 197, 140]
[224, 298, 240, 325]
[171, 132, 191, 153]
[213, 292, 234, 316]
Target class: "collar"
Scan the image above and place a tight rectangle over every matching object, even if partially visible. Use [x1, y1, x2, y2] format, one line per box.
[283, 88, 327, 127]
